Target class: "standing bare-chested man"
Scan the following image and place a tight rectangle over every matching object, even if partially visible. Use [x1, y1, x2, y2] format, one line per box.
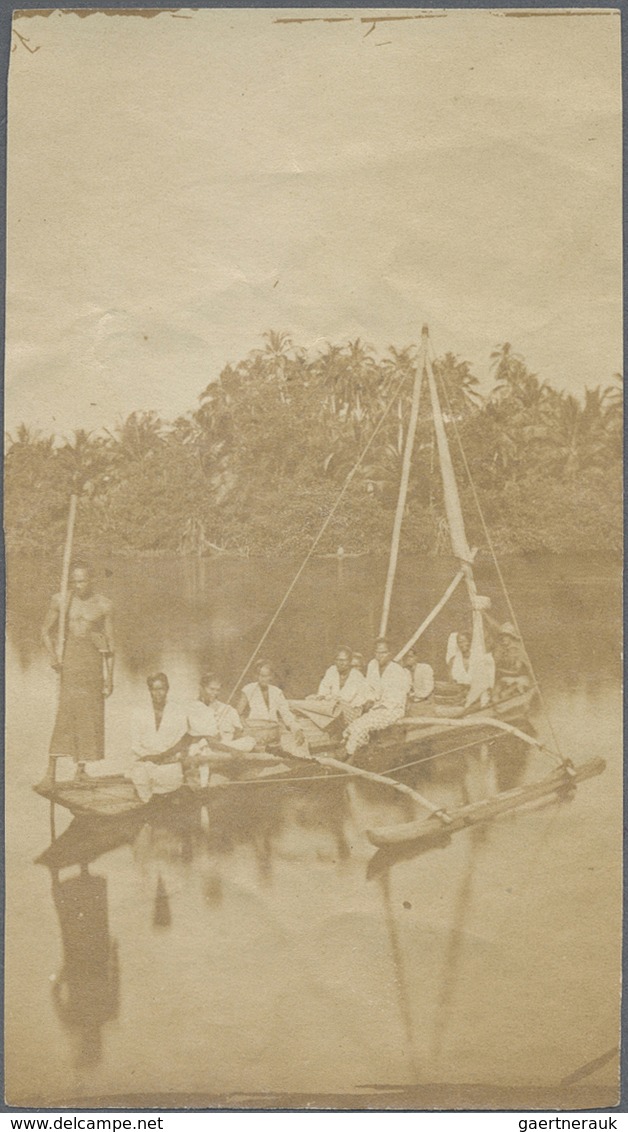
[41, 560, 114, 782]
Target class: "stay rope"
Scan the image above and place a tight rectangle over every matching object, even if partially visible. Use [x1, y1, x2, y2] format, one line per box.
[427, 338, 566, 764]
[226, 367, 412, 704]
[204, 733, 502, 790]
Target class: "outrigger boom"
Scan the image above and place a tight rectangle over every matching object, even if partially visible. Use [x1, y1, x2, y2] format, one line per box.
[366, 755, 606, 850]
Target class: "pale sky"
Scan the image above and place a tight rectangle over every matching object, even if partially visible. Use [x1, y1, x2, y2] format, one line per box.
[6, 7, 622, 437]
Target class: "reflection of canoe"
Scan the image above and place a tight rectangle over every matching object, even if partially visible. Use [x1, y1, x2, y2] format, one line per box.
[33, 750, 321, 820]
[36, 812, 144, 868]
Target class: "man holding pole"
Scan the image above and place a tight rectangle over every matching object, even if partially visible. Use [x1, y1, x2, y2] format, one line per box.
[41, 560, 114, 784]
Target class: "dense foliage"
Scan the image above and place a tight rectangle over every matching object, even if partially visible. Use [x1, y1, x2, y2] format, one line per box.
[4, 334, 623, 558]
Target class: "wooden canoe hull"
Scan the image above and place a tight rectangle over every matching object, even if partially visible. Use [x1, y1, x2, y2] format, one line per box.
[33, 754, 304, 819]
[293, 688, 535, 760]
[365, 756, 607, 848]
[33, 690, 537, 822]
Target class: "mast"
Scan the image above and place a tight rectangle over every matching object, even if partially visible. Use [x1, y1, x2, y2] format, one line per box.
[423, 327, 491, 705]
[379, 357, 423, 637]
[423, 327, 474, 585]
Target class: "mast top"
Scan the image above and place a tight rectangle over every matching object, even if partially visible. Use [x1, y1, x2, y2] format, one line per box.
[421, 324, 429, 339]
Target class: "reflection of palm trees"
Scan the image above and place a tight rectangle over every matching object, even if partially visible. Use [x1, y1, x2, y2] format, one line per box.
[50, 865, 119, 1069]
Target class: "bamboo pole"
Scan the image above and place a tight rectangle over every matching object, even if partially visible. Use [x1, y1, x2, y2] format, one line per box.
[280, 735, 453, 823]
[56, 492, 79, 664]
[397, 713, 565, 767]
[394, 559, 476, 661]
[379, 361, 423, 637]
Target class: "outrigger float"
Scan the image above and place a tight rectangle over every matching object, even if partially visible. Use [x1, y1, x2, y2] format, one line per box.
[35, 325, 605, 846]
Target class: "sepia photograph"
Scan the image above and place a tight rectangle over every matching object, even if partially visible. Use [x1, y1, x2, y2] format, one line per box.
[4, 5, 623, 1112]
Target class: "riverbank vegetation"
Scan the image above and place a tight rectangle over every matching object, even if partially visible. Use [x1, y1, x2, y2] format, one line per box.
[5, 334, 622, 558]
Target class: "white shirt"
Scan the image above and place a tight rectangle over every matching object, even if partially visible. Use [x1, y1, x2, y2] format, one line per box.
[409, 663, 435, 701]
[317, 665, 369, 706]
[365, 659, 409, 712]
[187, 699, 243, 740]
[446, 632, 472, 685]
[242, 682, 297, 727]
[131, 700, 188, 759]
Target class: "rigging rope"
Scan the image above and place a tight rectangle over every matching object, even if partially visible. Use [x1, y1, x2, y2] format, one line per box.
[427, 338, 565, 763]
[204, 734, 501, 790]
[226, 368, 412, 704]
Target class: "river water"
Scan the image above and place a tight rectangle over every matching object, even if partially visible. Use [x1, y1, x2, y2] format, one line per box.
[5, 553, 622, 1109]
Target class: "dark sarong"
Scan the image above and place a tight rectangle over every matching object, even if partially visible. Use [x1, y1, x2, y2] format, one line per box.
[50, 634, 105, 761]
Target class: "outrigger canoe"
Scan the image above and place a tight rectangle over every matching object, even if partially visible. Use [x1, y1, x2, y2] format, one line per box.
[35, 324, 606, 846]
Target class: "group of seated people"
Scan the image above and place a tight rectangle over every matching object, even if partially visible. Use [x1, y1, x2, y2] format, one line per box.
[129, 622, 530, 801]
[129, 665, 300, 802]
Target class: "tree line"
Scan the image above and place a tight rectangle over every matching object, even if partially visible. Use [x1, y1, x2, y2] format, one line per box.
[5, 332, 622, 558]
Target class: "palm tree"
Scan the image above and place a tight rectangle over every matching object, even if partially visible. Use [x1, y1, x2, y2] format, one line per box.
[337, 338, 382, 428]
[433, 353, 482, 419]
[600, 374, 623, 459]
[489, 342, 524, 385]
[5, 424, 56, 495]
[249, 330, 306, 391]
[106, 412, 165, 468]
[382, 345, 417, 453]
[54, 428, 113, 496]
[315, 342, 347, 418]
[541, 392, 582, 479]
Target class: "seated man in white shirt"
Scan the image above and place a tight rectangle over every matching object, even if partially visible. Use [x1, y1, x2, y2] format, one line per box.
[344, 638, 409, 758]
[188, 673, 256, 753]
[402, 646, 435, 714]
[434, 630, 473, 702]
[237, 661, 301, 729]
[186, 672, 257, 788]
[128, 673, 189, 803]
[291, 646, 369, 730]
[317, 646, 369, 715]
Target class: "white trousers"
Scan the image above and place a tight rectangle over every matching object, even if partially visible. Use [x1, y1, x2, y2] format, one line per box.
[129, 760, 183, 803]
[344, 704, 405, 756]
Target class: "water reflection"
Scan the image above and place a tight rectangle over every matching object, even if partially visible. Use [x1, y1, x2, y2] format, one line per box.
[366, 732, 532, 878]
[49, 866, 119, 1069]
[10, 554, 621, 1105]
[9, 554, 619, 698]
[37, 735, 525, 1080]
[377, 869, 421, 1079]
[430, 823, 487, 1071]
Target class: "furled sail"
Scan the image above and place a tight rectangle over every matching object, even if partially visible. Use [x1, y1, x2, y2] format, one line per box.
[423, 328, 493, 707]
